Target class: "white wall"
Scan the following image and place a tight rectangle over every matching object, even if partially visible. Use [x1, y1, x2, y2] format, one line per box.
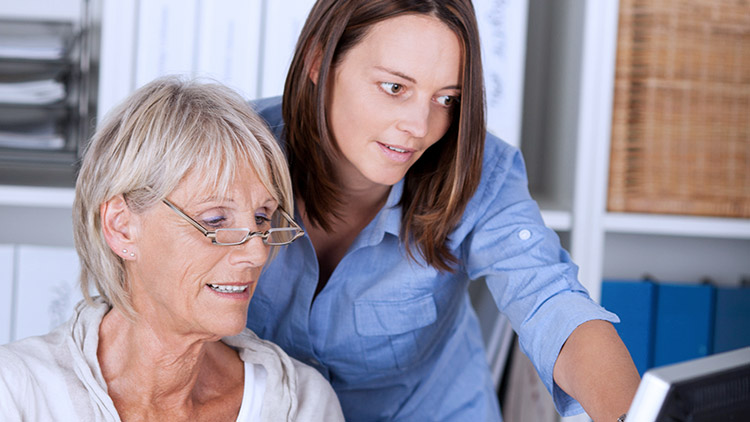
[0, 246, 13, 344]
[0, 244, 81, 343]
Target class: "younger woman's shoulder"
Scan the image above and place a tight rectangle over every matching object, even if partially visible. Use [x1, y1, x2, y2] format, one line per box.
[476, 131, 527, 197]
[483, 130, 521, 168]
[249, 96, 284, 126]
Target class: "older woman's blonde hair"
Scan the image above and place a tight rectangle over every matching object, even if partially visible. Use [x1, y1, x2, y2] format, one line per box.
[73, 76, 293, 317]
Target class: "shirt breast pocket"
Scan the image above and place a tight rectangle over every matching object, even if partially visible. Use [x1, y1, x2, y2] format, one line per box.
[354, 293, 438, 371]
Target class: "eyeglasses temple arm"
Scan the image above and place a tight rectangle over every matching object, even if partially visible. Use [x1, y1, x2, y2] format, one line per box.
[278, 208, 302, 230]
[162, 199, 210, 236]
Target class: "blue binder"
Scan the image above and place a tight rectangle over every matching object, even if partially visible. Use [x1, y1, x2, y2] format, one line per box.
[713, 286, 750, 353]
[653, 283, 715, 367]
[601, 279, 657, 376]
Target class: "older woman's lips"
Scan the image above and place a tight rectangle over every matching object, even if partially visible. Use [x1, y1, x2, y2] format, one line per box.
[207, 283, 249, 294]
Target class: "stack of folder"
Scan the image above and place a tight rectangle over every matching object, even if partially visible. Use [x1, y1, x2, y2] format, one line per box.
[601, 279, 750, 375]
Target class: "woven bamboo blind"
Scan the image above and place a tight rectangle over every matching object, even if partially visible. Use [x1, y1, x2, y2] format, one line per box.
[608, 0, 750, 217]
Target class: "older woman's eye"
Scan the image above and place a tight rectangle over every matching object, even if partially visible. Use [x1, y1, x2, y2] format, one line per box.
[435, 95, 459, 108]
[202, 216, 227, 229]
[255, 214, 272, 229]
[380, 82, 404, 95]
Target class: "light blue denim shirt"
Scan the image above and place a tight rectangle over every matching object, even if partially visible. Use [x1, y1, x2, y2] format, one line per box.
[248, 97, 618, 421]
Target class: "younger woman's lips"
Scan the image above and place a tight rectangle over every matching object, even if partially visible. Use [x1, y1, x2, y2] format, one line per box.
[377, 142, 414, 163]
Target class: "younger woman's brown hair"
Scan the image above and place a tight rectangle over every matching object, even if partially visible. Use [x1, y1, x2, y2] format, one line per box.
[283, 0, 485, 272]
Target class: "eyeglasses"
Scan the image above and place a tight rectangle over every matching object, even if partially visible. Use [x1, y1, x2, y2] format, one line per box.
[161, 198, 304, 246]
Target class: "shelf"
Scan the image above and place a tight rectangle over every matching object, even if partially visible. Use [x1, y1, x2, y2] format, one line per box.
[540, 208, 572, 232]
[535, 195, 573, 232]
[0, 10, 95, 189]
[604, 213, 750, 240]
[0, 19, 75, 62]
[0, 184, 74, 207]
[0, 183, 573, 230]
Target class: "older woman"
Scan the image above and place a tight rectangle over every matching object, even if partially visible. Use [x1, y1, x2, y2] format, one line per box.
[0, 77, 344, 421]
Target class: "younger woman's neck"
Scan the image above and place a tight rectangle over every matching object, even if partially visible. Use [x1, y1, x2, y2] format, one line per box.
[340, 183, 390, 214]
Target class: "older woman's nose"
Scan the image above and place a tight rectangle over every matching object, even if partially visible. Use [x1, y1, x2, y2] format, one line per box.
[229, 236, 269, 267]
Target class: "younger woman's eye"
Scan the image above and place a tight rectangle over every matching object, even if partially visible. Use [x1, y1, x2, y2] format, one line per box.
[380, 82, 404, 95]
[435, 95, 460, 108]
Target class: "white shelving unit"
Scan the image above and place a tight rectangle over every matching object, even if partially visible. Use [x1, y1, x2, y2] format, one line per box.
[0, 0, 98, 187]
[0, 185, 75, 208]
[604, 213, 750, 240]
[522, 0, 750, 296]
[522, 2, 749, 421]
[0, 0, 89, 346]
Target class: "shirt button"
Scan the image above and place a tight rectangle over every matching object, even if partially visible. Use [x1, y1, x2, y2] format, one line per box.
[518, 229, 531, 240]
[308, 358, 320, 366]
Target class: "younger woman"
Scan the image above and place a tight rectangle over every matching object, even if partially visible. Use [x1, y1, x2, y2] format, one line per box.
[249, 1, 640, 420]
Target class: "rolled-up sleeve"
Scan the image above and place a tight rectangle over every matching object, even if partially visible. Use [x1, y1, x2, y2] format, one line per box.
[463, 139, 618, 416]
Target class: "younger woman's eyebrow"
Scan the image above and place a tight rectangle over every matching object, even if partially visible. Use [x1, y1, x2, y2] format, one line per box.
[373, 65, 462, 91]
[374, 65, 416, 83]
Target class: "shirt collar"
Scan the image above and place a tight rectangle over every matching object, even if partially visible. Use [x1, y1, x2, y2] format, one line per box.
[367, 179, 404, 242]
[292, 179, 403, 252]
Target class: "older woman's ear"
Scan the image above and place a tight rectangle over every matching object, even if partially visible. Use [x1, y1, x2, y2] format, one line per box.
[100, 195, 137, 260]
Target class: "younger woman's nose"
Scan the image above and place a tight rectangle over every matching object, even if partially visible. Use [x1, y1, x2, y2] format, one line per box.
[396, 100, 431, 138]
